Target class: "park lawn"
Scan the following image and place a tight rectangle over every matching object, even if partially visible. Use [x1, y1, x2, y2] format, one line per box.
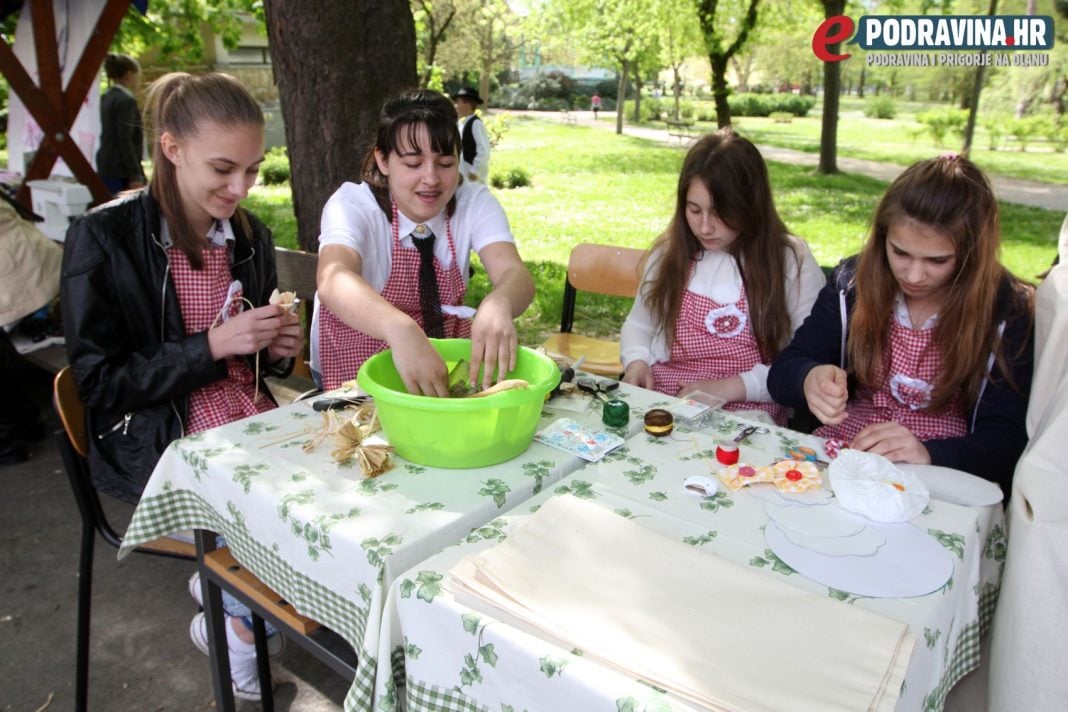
[245, 116, 1064, 347]
[666, 95, 1068, 186]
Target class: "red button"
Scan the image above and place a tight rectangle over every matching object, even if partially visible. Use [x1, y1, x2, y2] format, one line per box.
[785, 469, 803, 481]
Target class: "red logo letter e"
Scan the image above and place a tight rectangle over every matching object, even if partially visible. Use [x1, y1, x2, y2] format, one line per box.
[812, 15, 855, 62]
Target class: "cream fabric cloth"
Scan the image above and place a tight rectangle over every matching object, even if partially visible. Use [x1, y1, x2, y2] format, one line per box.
[0, 201, 62, 326]
[989, 250, 1068, 711]
[451, 495, 916, 712]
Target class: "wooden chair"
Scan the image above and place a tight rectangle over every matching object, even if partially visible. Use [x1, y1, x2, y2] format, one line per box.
[270, 247, 321, 403]
[274, 246, 319, 381]
[541, 243, 645, 377]
[53, 367, 318, 710]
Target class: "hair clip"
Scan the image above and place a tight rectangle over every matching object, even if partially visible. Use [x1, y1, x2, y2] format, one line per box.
[938, 151, 961, 163]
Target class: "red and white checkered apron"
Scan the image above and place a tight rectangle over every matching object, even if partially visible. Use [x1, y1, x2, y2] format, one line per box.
[317, 212, 470, 391]
[651, 269, 789, 425]
[168, 245, 274, 434]
[817, 317, 967, 443]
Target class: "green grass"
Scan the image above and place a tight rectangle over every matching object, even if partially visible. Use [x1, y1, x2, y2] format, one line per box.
[249, 115, 1063, 346]
[656, 96, 1068, 186]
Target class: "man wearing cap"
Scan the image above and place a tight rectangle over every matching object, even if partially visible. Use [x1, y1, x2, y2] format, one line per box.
[453, 87, 491, 184]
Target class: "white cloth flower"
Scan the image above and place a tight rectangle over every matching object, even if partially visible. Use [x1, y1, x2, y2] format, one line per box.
[704, 304, 747, 338]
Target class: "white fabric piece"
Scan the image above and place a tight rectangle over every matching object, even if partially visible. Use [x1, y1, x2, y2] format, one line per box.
[766, 520, 954, 598]
[829, 449, 930, 523]
[989, 256, 1068, 711]
[620, 237, 824, 402]
[896, 464, 1002, 507]
[451, 494, 916, 712]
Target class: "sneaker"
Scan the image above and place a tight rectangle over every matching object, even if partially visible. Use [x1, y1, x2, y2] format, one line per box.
[188, 573, 285, 658]
[190, 611, 278, 701]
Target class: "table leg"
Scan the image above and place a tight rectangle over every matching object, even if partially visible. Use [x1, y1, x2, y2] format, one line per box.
[195, 530, 236, 712]
[253, 615, 274, 712]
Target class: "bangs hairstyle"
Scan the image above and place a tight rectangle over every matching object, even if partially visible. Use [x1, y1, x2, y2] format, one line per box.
[144, 72, 263, 269]
[642, 128, 796, 361]
[849, 154, 1032, 412]
[360, 89, 461, 217]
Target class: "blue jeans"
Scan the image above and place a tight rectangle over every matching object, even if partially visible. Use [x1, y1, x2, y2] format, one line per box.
[216, 536, 278, 636]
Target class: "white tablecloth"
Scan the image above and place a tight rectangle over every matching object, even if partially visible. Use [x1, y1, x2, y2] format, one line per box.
[119, 381, 670, 712]
[376, 408, 1005, 712]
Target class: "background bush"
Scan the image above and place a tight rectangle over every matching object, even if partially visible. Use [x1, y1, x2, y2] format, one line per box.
[259, 146, 290, 185]
[489, 166, 531, 190]
[916, 108, 968, 147]
[727, 93, 815, 117]
[863, 95, 897, 119]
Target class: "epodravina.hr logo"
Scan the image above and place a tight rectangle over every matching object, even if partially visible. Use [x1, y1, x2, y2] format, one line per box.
[813, 14, 1055, 67]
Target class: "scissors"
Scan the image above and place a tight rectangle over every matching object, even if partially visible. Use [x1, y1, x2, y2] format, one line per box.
[575, 377, 620, 402]
[733, 424, 769, 443]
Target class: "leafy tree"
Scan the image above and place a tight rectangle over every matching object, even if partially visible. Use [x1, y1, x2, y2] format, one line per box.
[114, 0, 265, 68]
[412, 0, 458, 89]
[549, 0, 659, 134]
[432, 0, 520, 104]
[657, 0, 703, 120]
[696, 0, 762, 127]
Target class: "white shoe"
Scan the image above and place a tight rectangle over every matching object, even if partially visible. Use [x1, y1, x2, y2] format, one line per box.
[187, 571, 285, 657]
[190, 611, 281, 701]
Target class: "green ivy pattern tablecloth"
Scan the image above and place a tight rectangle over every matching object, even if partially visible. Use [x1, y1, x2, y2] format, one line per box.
[375, 410, 1005, 712]
[119, 383, 670, 712]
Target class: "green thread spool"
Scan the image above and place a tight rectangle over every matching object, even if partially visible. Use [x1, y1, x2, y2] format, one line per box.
[602, 398, 630, 428]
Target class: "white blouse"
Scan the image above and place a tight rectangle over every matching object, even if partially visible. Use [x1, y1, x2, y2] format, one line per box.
[620, 236, 825, 402]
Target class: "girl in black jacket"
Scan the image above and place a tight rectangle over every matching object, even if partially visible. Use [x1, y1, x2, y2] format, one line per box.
[62, 72, 302, 701]
[768, 155, 1034, 494]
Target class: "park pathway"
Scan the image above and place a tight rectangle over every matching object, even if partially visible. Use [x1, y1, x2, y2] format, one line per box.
[511, 109, 1067, 212]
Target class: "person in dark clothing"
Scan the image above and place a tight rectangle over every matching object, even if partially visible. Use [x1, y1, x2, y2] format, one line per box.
[96, 54, 145, 195]
[768, 155, 1034, 495]
[452, 86, 490, 184]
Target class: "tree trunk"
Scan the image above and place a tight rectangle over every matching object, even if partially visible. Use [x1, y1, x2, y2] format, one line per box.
[710, 56, 731, 128]
[615, 63, 628, 135]
[263, 0, 416, 251]
[962, 0, 998, 154]
[631, 62, 642, 122]
[818, 0, 846, 174]
[672, 65, 682, 120]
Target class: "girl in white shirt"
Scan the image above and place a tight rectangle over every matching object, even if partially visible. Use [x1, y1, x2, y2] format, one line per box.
[314, 90, 534, 395]
[621, 128, 825, 425]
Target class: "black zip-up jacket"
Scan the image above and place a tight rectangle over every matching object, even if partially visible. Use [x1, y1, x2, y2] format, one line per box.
[61, 190, 290, 504]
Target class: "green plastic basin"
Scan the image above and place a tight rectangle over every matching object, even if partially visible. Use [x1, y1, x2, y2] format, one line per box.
[356, 339, 561, 468]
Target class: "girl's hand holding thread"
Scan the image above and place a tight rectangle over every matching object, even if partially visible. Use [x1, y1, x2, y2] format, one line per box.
[208, 305, 288, 360]
[267, 308, 304, 362]
[623, 360, 655, 390]
[803, 364, 849, 425]
[851, 421, 931, 465]
[469, 293, 518, 391]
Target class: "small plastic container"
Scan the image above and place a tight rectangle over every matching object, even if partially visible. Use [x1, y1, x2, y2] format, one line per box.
[716, 442, 740, 465]
[644, 409, 674, 437]
[670, 390, 727, 429]
[601, 398, 630, 428]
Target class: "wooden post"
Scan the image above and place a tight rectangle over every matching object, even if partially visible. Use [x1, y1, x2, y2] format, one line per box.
[0, 0, 131, 207]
